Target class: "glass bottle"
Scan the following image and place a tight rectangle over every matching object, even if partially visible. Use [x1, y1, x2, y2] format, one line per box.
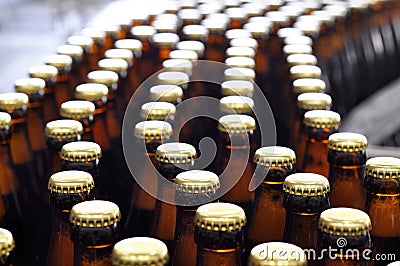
[201, 17, 228, 62]
[364, 157, 400, 265]
[162, 59, 193, 76]
[302, 110, 341, 176]
[246, 146, 296, 253]
[195, 202, 246, 266]
[172, 170, 220, 266]
[221, 80, 254, 99]
[318, 207, 372, 265]
[224, 67, 256, 82]
[140, 102, 176, 123]
[149, 85, 183, 105]
[328, 132, 367, 209]
[248, 242, 307, 266]
[0, 228, 15, 266]
[46, 170, 95, 266]
[70, 200, 120, 265]
[80, 28, 106, 69]
[56, 44, 84, 95]
[67, 35, 94, 83]
[151, 33, 180, 70]
[112, 237, 169, 266]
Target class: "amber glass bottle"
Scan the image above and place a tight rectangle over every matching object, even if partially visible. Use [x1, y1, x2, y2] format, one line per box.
[195, 202, 246, 266]
[140, 102, 176, 122]
[328, 132, 367, 210]
[46, 170, 95, 266]
[318, 208, 372, 265]
[56, 44, 84, 94]
[162, 59, 193, 76]
[248, 242, 307, 266]
[80, 28, 106, 69]
[224, 67, 256, 82]
[67, 35, 94, 82]
[221, 80, 254, 98]
[157, 72, 189, 97]
[283, 173, 330, 251]
[149, 85, 183, 105]
[220, 96, 254, 116]
[124, 120, 173, 237]
[302, 110, 341, 176]
[364, 157, 400, 265]
[0, 228, 15, 266]
[70, 200, 120, 265]
[201, 17, 228, 62]
[152, 33, 180, 70]
[112, 237, 169, 266]
[247, 146, 296, 253]
[151, 142, 196, 256]
[172, 170, 220, 266]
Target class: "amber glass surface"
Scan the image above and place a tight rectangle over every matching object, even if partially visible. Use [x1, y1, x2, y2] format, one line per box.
[42, 81, 59, 123]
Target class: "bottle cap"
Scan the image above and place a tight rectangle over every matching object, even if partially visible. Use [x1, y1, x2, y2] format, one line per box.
[156, 142, 196, 163]
[328, 132, 367, 152]
[45, 120, 83, 139]
[29, 65, 58, 81]
[290, 65, 321, 79]
[175, 170, 220, 193]
[221, 80, 254, 97]
[87, 70, 119, 87]
[98, 58, 129, 73]
[60, 100, 95, 119]
[80, 28, 106, 42]
[284, 35, 313, 46]
[220, 96, 254, 114]
[162, 59, 193, 73]
[303, 110, 341, 128]
[225, 29, 252, 40]
[218, 114, 256, 133]
[169, 50, 198, 62]
[366, 157, 400, 179]
[224, 68, 255, 81]
[14, 78, 46, 95]
[230, 38, 258, 50]
[0, 92, 29, 110]
[283, 44, 313, 56]
[140, 102, 176, 120]
[297, 92, 332, 110]
[226, 47, 256, 58]
[150, 85, 183, 102]
[267, 11, 290, 27]
[293, 78, 326, 94]
[0, 112, 11, 129]
[248, 242, 307, 266]
[134, 121, 173, 140]
[283, 173, 330, 196]
[225, 7, 247, 21]
[152, 33, 180, 47]
[243, 22, 271, 39]
[225, 56, 255, 69]
[178, 8, 202, 24]
[182, 25, 209, 41]
[176, 41, 205, 57]
[44, 54, 73, 71]
[201, 18, 228, 34]
[0, 229, 15, 256]
[48, 170, 94, 194]
[75, 83, 108, 101]
[105, 49, 134, 63]
[114, 39, 142, 57]
[57, 44, 84, 59]
[67, 35, 94, 50]
[70, 200, 121, 227]
[287, 54, 317, 67]
[157, 72, 189, 86]
[131, 26, 157, 41]
[254, 146, 296, 167]
[60, 141, 102, 162]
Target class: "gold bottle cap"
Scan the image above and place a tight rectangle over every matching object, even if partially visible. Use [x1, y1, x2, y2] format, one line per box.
[175, 170, 220, 193]
[279, 5, 305, 19]
[243, 22, 270, 39]
[254, 146, 296, 167]
[67, 35, 94, 49]
[277, 27, 304, 39]
[230, 38, 258, 51]
[60, 100, 96, 119]
[45, 54, 73, 71]
[57, 44, 84, 59]
[226, 46, 256, 58]
[225, 29, 252, 40]
[157, 72, 189, 86]
[0, 92, 29, 110]
[224, 68, 256, 81]
[162, 59, 193, 73]
[152, 20, 178, 34]
[319, 207, 371, 236]
[141, 102, 176, 120]
[87, 70, 119, 86]
[225, 56, 255, 69]
[114, 39, 143, 54]
[29, 65, 58, 81]
[45, 120, 83, 139]
[287, 54, 317, 67]
[0, 228, 15, 256]
[386, 262, 400, 266]
[14, 78, 46, 95]
[48, 170, 94, 194]
[323, 4, 349, 19]
[0, 112, 11, 129]
[198, 3, 222, 17]
[201, 18, 228, 33]
[134, 120, 173, 140]
[105, 49, 134, 63]
[60, 141, 102, 162]
[303, 110, 341, 128]
[248, 242, 307, 266]
[70, 200, 121, 227]
[225, 7, 247, 20]
[195, 202, 246, 231]
[328, 132, 367, 152]
[75, 83, 109, 101]
[311, 10, 336, 25]
[365, 157, 400, 179]
[152, 33, 180, 47]
[220, 96, 254, 114]
[178, 8, 202, 23]
[131, 26, 157, 41]
[150, 85, 183, 102]
[248, 17, 273, 27]
[81, 28, 106, 42]
[182, 25, 209, 41]
[294, 20, 321, 36]
[243, 3, 265, 18]
[206, 13, 230, 25]
[266, 11, 290, 26]
[112, 237, 169, 266]
[283, 173, 330, 196]
[176, 41, 205, 57]
[218, 114, 256, 133]
[290, 65, 321, 79]
[284, 35, 313, 46]
[98, 58, 129, 73]
[221, 80, 254, 97]
[169, 50, 198, 62]
[297, 92, 332, 110]
[156, 142, 196, 163]
[224, 0, 240, 8]
[293, 78, 326, 94]
[99, 25, 120, 36]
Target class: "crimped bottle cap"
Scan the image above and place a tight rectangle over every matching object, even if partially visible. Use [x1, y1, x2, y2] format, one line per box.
[293, 78, 326, 94]
[195, 202, 246, 231]
[150, 85, 183, 102]
[29, 65, 58, 81]
[283, 173, 330, 196]
[0, 229, 15, 256]
[287, 54, 317, 67]
[178, 8, 202, 23]
[226, 47, 256, 58]
[221, 80, 254, 97]
[75, 83, 109, 101]
[112, 237, 169, 266]
[277, 27, 304, 39]
[243, 22, 271, 39]
[267, 11, 290, 27]
[294, 20, 321, 36]
[365, 157, 400, 179]
[224, 68, 255, 81]
[303, 110, 341, 128]
[48, 170, 94, 194]
[225, 56, 255, 69]
[45, 120, 83, 139]
[156, 142, 196, 163]
[67, 35, 94, 49]
[182, 25, 208, 41]
[140, 102, 176, 120]
[80, 28, 106, 42]
[87, 70, 119, 86]
[134, 121, 173, 140]
[279, 5, 305, 19]
[0, 112, 11, 129]
[14, 78, 46, 95]
[175, 170, 220, 193]
[201, 18, 228, 33]
[152, 20, 177, 34]
[297, 92, 332, 110]
[225, 29, 251, 40]
[220, 96, 254, 114]
[157, 72, 189, 86]
[283, 44, 313, 56]
[248, 242, 307, 266]
[57, 44, 84, 59]
[162, 59, 193, 73]
[0, 92, 29, 110]
[248, 17, 272, 27]
[131, 26, 157, 41]
[176, 41, 205, 57]
[290, 65, 321, 79]
[225, 7, 247, 20]
[152, 33, 180, 47]
[70, 200, 121, 227]
[44, 54, 73, 71]
[105, 49, 134, 63]
[114, 39, 142, 54]
[169, 50, 198, 62]
[254, 146, 296, 167]
[60, 141, 102, 162]
[284, 35, 313, 46]
[230, 38, 258, 51]
[218, 114, 256, 133]
[328, 132, 367, 152]
[98, 58, 128, 73]
[60, 100, 95, 119]
[319, 207, 371, 236]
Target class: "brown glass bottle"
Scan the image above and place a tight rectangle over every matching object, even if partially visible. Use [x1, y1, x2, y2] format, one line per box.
[70, 200, 120, 266]
[56, 44, 84, 94]
[302, 110, 341, 176]
[151, 142, 196, 256]
[140, 102, 176, 123]
[67, 36, 94, 82]
[112, 237, 169, 266]
[248, 242, 307, 266]
[221, 80, 254, 99]
[283, 173, 330, 251]
[327, 132, 367, 210]
[195, 202, 246, 266]
[172, 170, 220, 266]
[152, 33, 180, 70]
[80, 28, 106, 69]
[364, 157, 400, 265]
[246, 146, 296, 253]
[201, 17, 228, 62]
[224, 67, 256, 82]
[124, 121, 173, 237]
[318, 207, 372, 265]
[162, 58, 193, 77]
[46, 170, 95, 266]
[0, 228, 15, 266]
